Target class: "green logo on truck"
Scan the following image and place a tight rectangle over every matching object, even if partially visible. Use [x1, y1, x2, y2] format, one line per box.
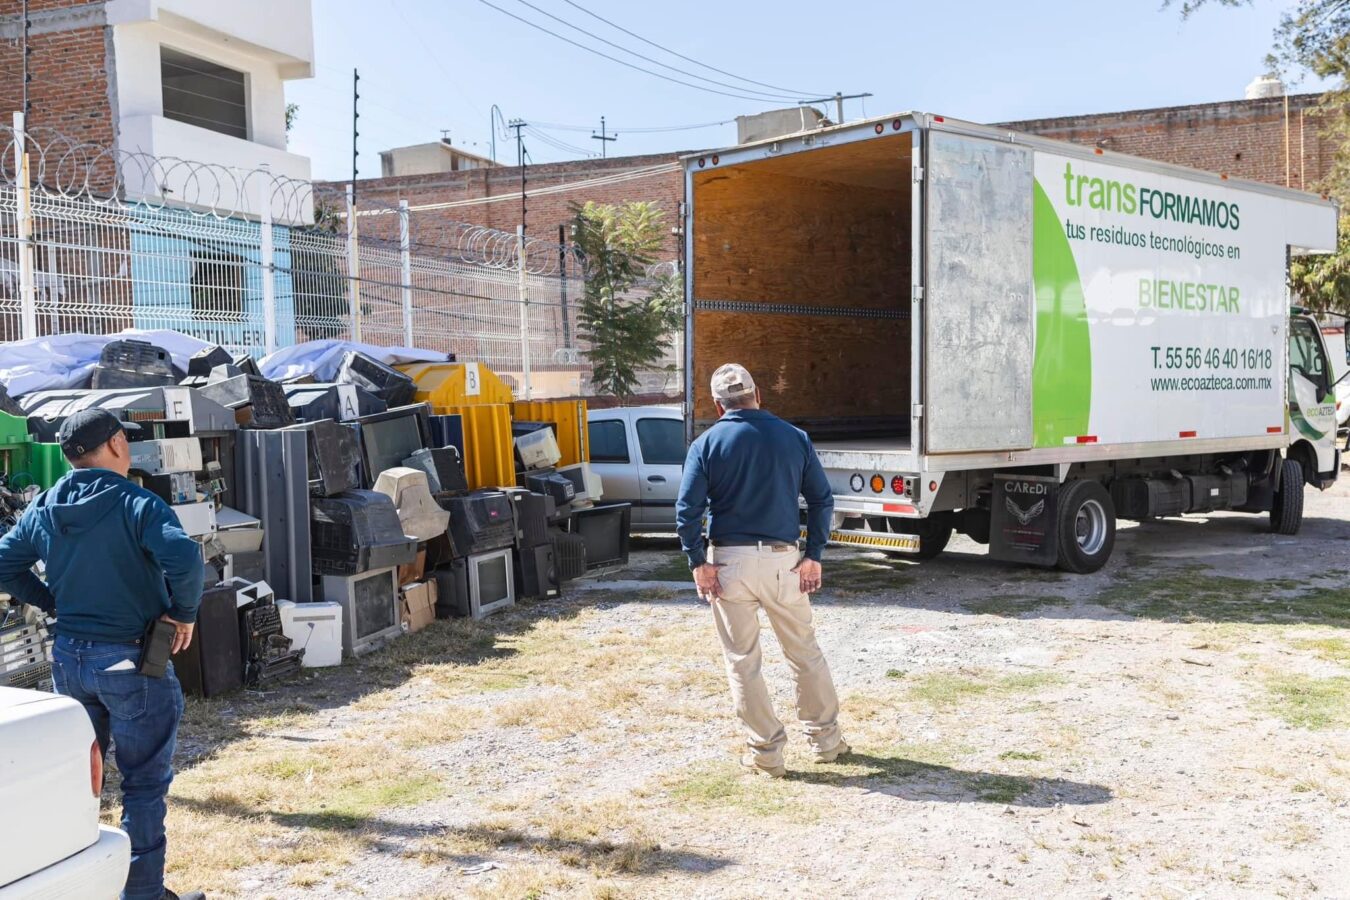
[1032, 180, 1092, 447]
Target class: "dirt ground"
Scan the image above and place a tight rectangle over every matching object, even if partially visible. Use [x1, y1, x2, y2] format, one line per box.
[118, 476, 1350, 899]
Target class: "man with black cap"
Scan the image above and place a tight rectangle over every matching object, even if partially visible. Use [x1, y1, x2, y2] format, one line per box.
[0, 408, 205, 900]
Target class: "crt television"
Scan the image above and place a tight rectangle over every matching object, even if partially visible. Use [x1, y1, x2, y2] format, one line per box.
[319, 566, 403, 657]
[467, 548, 516, 619]
[573, 502, 632, 572]
[355, 403, 432, 485]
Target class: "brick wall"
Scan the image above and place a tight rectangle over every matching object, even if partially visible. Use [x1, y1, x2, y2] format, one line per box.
[999, 93, 1338, 193]
[0, 0, 115, 189]
[327, 152, 687, 261]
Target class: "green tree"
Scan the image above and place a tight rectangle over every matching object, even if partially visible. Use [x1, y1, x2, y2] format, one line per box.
[571, 201, 683, 401]
[1170, 0, 1350, 310]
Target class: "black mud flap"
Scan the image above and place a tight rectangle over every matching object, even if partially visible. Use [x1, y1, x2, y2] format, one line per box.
[990, 475, 1059, 566]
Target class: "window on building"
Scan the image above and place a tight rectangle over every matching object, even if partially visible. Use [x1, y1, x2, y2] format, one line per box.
[587, 420, 630, 463]
[190, 247, 245, 344]
[161, 47, 248, 140]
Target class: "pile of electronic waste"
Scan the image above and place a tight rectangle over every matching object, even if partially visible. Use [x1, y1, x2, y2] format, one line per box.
[0, 336, 631, 699]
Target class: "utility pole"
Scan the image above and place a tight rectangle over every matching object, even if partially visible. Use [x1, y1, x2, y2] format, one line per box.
[799, 91, 873, 125]
[21, 0, 32, 116]
[490, 104, 502, 164]
[351, 68, 360, 206]
[509, 118, 527, 235]
[591, 115, 617, 159]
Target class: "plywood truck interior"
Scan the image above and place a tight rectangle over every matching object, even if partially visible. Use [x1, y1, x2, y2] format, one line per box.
[690, 134, 913, 441]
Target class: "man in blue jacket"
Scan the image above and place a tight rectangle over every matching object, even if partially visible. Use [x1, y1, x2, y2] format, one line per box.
[0, 409, 205, 900]
[677, 363, 846, 778]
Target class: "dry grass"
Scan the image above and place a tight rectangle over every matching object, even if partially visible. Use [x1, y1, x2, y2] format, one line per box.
[116, 736, 447, 893]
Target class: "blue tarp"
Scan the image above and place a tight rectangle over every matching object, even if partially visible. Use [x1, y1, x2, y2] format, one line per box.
[258, 340, 447, 382]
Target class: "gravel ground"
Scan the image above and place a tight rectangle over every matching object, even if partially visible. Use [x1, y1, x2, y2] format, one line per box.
[161, 477, 1350, 899]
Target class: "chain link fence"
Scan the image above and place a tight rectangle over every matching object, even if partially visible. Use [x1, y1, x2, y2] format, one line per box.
[0, 126, 682, 400]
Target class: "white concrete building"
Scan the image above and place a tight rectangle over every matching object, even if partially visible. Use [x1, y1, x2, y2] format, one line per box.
[105, 0, 315, 223]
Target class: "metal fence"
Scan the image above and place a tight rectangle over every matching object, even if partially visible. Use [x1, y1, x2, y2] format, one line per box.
[0, 125, 682, 400]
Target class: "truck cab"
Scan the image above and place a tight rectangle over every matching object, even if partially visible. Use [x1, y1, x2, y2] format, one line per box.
[1287, 313, 1340, 487]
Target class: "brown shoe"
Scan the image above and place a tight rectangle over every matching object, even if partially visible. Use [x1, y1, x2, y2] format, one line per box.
[814, 741, 851, 763]
[741, 753, 786, 778]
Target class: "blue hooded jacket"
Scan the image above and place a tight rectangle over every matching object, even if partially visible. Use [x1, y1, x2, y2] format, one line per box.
[0, 468, 204, 642]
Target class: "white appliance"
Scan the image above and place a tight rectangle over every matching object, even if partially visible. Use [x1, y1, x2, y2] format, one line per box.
[276, 600, 343, 668]
[467, 548, 516, 619]
[170, 501, 216, 538]
[129, 437, 202, 475]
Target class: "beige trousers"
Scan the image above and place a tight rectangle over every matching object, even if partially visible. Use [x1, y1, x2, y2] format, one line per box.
[708, 544, 843, 768]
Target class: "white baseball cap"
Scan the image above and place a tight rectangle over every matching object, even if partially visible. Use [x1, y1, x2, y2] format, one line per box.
[710, 363, 756, 401]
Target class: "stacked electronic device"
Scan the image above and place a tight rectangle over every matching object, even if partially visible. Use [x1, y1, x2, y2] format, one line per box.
[1, 337, 633, 698]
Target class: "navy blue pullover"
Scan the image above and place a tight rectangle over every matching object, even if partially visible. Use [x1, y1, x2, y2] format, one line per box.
[676, 408, 834, 568]
[0, 468, 204, 642]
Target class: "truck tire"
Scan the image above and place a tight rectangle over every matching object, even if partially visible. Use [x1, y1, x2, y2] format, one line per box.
[888, 516, 953, 560]
[1270, 458, 1304, 535]
[1056, 480, 1116, 574]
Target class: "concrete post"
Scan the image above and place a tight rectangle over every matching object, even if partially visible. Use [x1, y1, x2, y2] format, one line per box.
[14, 112, 36, 341]
[259, 200, 277, 355]
[517, 225, 532, 400]
[399, 199, 413, 347]
[345, 184, 362, 342]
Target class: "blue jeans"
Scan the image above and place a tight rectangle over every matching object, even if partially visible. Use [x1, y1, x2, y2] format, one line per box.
[52, 635, 184, 900]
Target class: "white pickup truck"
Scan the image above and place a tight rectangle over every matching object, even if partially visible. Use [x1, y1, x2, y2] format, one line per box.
[0, 686, 130, 899]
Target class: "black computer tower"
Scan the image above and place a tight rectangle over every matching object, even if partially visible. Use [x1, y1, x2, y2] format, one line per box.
[514, 541, 559, 601]
[507, 489, 550, 548]
[172, 584, 243, 698]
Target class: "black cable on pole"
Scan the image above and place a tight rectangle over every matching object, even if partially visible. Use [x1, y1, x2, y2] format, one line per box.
[473, 0, 799, 103]
[510, 0, 802, 102]
[558, 0, 827, 98]
[22, 0, 31, 115]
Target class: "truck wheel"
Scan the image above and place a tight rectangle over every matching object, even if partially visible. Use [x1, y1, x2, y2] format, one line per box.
[888, 516, 953, 560]
[1056, 480, 1116, 574]
[1270, 458, 1304, 535]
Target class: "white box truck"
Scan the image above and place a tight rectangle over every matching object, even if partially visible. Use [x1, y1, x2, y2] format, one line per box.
[683, 113, 1342, 573]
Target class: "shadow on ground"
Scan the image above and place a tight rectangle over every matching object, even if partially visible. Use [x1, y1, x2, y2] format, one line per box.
[789, 751, 1113, 807]
[172, 795, 732, 876]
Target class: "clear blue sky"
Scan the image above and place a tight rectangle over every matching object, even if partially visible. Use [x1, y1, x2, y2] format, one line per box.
[286, 0, 1325, 181]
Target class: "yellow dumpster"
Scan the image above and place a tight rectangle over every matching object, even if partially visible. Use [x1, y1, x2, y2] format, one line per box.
[399, 362, 514, 408]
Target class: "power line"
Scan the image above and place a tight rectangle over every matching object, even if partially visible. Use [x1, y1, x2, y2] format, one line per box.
[473, 0, 799, 103]
[508, 0, 801, 102]
[530, 117, 734, 134]
[524, 126, 595, 158]
[558, 0, 827, 98]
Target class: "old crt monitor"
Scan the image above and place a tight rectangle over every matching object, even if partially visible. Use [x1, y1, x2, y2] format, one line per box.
[524, 471, 575, 510]
[319, 566, 402, 657]
[355, 404, 431, 484]
[467, 548, 515, 619]
[556, 463, 603, 506]
[513, 422, 562, 471]
[573, 502, 632, 571]
[441, 490, 515, 556]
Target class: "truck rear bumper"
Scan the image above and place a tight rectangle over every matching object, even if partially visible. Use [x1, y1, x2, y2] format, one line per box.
[802, 526, 921, 554]
[0, 826, 130, 900]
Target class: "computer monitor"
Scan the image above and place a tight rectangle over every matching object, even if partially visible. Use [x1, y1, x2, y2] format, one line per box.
[556, 463, 603, 507]
[355, 404, 431, 485]
[319, 566, 402, 657]
[466, 548, 515, 619]
[573, 503, 632, 572]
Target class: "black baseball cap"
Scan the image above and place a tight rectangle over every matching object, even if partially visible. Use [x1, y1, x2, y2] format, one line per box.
[58, 408, 125, 459]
